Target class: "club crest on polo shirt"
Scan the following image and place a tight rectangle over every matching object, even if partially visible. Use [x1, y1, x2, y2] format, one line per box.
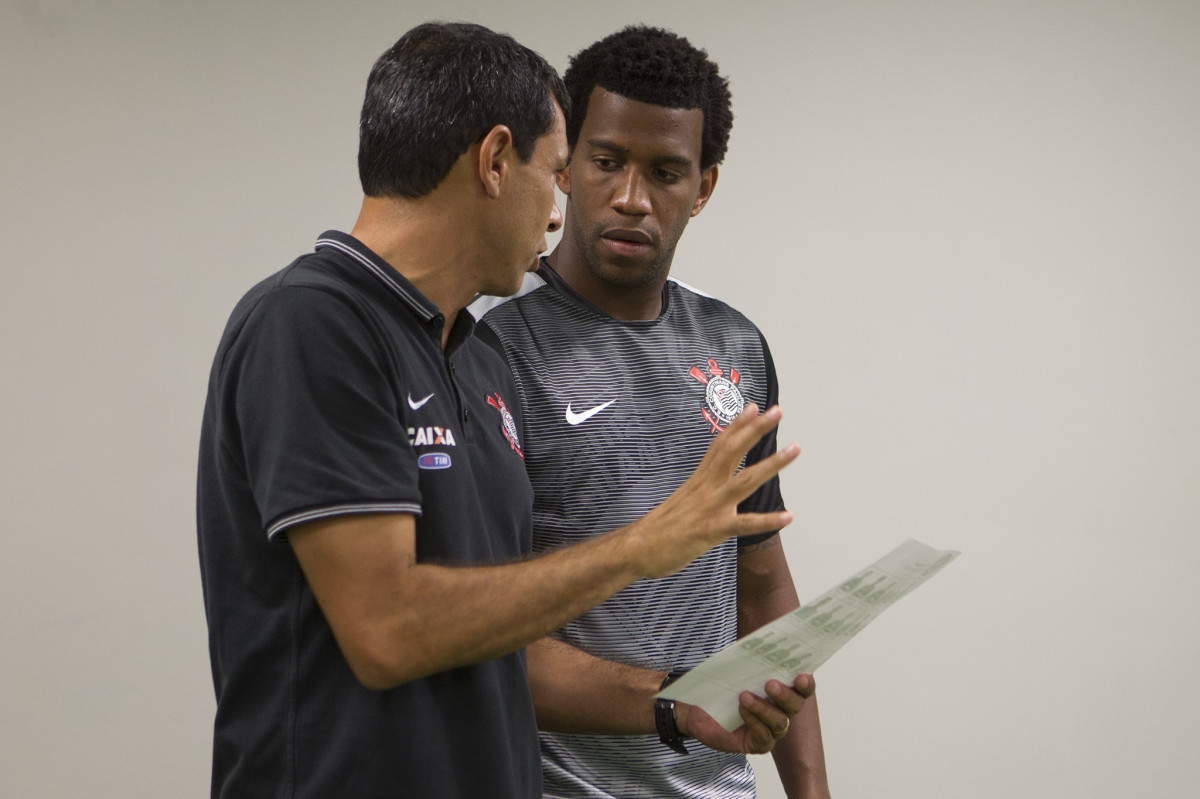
[486, 392, 523, 460]
[688, 358, 746, 433]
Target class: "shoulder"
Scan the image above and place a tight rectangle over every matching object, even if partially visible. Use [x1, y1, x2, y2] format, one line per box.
[226, 265, 363, 341]
[472, 269, 566, 359]
[666, 276, 765, 336]
[231, 248, 363, 313]
[213, 258, 387, 378]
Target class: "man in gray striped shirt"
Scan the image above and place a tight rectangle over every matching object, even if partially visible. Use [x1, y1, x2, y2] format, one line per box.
[478, 25, 831, 799]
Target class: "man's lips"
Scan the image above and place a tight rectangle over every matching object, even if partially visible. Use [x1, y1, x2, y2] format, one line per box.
[601, 228, 653, 257]
[603, 228, 652, 245]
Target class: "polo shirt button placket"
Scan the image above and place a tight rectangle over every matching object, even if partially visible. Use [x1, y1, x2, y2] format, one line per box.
[446, 358, 471, 439]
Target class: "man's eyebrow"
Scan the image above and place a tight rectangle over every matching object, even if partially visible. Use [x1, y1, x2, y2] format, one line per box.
[585, 137, 628, 154]
[584, 138, 694, 168]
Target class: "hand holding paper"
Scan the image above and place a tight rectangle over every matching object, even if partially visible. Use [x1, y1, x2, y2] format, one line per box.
[658, 538, 960, 731]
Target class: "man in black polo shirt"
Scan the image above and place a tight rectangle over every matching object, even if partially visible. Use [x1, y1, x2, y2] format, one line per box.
[197, 22, 804, 799]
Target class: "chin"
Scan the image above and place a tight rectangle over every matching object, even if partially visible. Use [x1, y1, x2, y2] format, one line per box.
[492, 277, 526, 298]
[598, 262, 663, 291]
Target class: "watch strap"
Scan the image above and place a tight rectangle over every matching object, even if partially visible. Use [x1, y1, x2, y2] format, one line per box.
[655, 670, 689, 755]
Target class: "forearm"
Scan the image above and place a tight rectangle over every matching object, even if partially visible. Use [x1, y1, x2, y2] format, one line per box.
[772, 695, 830, 799]
[524, 609, 819, 758]
[525, 637, 809, 759]
[343, 527, 644, 688]
[736, 537, 801, 638]
[526, 637, 662, 733]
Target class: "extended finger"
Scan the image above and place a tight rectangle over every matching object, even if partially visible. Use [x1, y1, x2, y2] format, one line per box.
[725, 509, 795, 539]
[704, 403, 779, 469]
[725, 441, 800, 501]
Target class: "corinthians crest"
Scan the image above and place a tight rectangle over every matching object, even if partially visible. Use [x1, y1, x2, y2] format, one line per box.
[688, 358, 746, 433]
[486, 393, 524, 459]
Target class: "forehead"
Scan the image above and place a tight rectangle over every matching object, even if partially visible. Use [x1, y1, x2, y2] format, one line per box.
[576, 87, 704, 162]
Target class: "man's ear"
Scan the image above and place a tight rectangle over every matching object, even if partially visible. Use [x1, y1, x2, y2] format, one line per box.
[477, 125, 514, 199]
[556, 161, 572, 195]
[690, 164, 719, 217]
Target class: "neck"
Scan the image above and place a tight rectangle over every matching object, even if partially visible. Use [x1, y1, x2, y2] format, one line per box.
[351, 195, 472, 349]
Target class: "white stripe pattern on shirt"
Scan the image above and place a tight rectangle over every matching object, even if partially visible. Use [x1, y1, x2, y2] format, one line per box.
[482, 269, 782, 799]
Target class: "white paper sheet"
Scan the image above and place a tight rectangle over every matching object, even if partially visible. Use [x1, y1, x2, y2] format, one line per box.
[657, 538, 960, 730]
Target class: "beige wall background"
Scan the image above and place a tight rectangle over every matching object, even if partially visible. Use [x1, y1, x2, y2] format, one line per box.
[3, 1, 1197, 796]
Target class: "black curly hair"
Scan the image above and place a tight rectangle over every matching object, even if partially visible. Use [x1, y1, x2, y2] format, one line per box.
[562, 25, 733, 170]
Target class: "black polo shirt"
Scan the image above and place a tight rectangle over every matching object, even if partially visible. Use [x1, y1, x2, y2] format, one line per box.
[197, 231, 538, 798]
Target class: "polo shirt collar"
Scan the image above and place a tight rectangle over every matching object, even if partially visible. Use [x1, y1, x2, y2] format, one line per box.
[314, 231, 440, 324]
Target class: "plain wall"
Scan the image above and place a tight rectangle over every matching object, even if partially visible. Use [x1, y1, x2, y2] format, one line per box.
[2, 1, 1197, 796]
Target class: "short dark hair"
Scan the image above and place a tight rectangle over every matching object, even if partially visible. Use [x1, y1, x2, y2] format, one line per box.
[358, 22, 569, 198]
[563, 25, 733, 170]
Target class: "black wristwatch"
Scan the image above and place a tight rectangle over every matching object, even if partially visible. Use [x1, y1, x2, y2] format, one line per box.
[655, 670, 689, 755]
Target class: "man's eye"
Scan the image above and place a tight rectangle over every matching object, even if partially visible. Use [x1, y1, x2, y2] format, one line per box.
[594, 158, 618, 170]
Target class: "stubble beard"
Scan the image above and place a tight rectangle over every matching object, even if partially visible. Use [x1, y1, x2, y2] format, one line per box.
[575, 218, 675, 292]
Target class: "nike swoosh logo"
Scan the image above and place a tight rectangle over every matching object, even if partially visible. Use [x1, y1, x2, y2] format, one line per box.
[407, 392, 434, 410]
[565, 399, 616, 426]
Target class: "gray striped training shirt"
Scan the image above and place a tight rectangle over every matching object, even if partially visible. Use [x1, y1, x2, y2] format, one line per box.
[473, 263, 783, 799]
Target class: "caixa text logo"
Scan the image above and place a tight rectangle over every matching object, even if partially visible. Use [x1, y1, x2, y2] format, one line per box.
[417, 452, 452, 470]
[408, 426, 457, 446]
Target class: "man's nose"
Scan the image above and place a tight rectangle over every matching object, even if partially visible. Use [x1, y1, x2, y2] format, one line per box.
[612, 171, 651, 216]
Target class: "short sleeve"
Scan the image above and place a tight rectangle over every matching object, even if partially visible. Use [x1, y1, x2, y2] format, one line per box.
[218, 286, 421, 538]
[737, 331, 785, 544]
